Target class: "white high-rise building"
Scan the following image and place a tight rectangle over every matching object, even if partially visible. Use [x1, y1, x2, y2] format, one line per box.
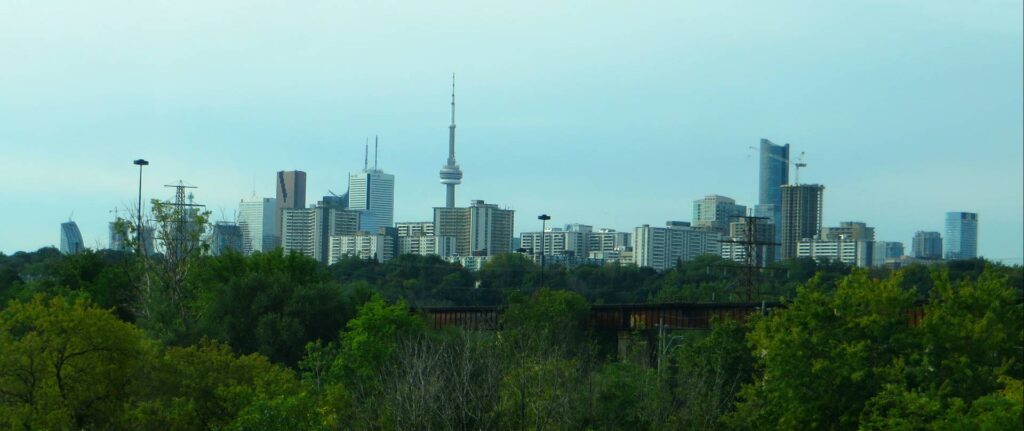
[348, 167, 394, 234]
[796, 236, 873, 267]
[238, 196, 278, 255]
[328, 232, 395, 264]
[634, 221, 721, 271]
[398, 235, 456, 257]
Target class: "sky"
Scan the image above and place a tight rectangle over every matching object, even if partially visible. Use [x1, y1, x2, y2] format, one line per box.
[1, 1, 1022, 262]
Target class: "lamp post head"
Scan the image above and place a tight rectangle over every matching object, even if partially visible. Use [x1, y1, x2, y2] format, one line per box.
[538, 214, 551, 221]
[133, 159, 149, 166]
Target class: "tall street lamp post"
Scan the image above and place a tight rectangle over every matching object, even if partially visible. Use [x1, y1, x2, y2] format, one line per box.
[538, 214, 551, 288]
[133, 159, 149, 255]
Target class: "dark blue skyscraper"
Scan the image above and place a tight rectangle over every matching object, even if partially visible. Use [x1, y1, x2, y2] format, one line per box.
[758, 139, 790, 206]
[755, 138, 790, 260]
[60, 221, 84, 255]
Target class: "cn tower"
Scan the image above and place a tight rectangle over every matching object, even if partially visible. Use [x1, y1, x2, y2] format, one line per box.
[439, 74, 463, 208]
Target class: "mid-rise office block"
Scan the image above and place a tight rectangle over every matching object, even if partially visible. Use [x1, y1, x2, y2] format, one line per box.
[693, 195, 747, 235]
[872, 241, 904, 267]
[780, 184, 824, 261]
[944, 212, 978, 260]
[275, 170, 307, 239]
[821, 221, 875, 241]
[60, 221, 85, 255]
[796, 237, 873, 267]
[328, 232, 395, 264]
[238, 196, 278, 254]
[634, 221, 721, 271]
[433, 200, 514, 257]
[209, 222, 243, 256]
[911, 231, 943, 259]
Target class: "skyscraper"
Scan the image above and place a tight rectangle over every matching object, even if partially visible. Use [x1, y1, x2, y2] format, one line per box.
[349, 138, 395, 233]
[276, 170, 307, 239]
[433, 200, 514, 256]
[238, 196, 278, 254]
[780, 184, 824, 260]
[944, 212, 978, 260]
[755, 139, 790, 255]
[911, 231, 943, 259]
[692, 195, 747, 235]
[439, 75, 463, 208]
[60, 221, 84, 254]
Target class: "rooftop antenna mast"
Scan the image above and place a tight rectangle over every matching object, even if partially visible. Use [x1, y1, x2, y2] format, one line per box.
[363, 138, 369, 171]
[374, 134, 379, 171]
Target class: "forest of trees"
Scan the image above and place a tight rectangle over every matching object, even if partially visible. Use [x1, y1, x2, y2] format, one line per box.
[0, 244, 1021, 430]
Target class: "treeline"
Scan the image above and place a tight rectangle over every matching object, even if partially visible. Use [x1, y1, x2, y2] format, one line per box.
[0, 248, 1021, 429]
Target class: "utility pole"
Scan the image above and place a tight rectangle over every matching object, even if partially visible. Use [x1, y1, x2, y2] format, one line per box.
[719, 215, 778, 301]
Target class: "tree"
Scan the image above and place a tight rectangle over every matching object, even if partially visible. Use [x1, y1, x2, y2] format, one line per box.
[728, 271, 916, 430]
[0, 296, 152, 430]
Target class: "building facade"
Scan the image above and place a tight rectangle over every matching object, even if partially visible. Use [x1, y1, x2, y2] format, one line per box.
[756, 138, 790, 254]
[780, 184, 824, 261]
[396, 221, 435, 237]
[871, 241, 905, 267]
[348, 169, 395, 233]
[820, 221, 875, 241]
[328, 232, 395, 264]
[796, 237, 873, 267]
[398, 234, 457, 257]
[634, 221, 721, 271]
[209, 222, 243, 256]
[281, 202, 361, 264]
[60, 221, 85, 255]
[433, 200, 514, 257]
[238, 196, 278, 254]
[692, 195, 747, 235]
[275, 170, 307, 240]
[944, 212, 978, 260]
[911, 231, 943, 259]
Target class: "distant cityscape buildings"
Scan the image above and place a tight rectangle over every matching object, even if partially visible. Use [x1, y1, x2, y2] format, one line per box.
[944, 212, 978, 260]
[75, 95, 983, 270]
[912, 231, 943, 259]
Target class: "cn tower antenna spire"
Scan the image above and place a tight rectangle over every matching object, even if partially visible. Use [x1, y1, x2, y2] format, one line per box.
[439, 73, 463, 208]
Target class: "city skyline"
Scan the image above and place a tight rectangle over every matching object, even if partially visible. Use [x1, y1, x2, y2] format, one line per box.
[1, 1, 1021, 262]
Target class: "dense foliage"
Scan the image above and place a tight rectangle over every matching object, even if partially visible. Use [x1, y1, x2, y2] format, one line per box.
[0, 246, 1021, 429]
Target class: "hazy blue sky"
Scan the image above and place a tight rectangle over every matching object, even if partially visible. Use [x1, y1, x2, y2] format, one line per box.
[1, 1, 1022, 262]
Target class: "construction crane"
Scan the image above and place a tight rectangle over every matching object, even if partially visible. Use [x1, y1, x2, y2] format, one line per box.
[749, 146, 808, 184]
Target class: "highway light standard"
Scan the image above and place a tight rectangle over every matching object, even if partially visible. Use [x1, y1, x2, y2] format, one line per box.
[133, 159, 149, 255]
[538, 214, 551, 288]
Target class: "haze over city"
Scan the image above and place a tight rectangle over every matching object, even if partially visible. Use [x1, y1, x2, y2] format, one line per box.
[1, 1, 1022, 262]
